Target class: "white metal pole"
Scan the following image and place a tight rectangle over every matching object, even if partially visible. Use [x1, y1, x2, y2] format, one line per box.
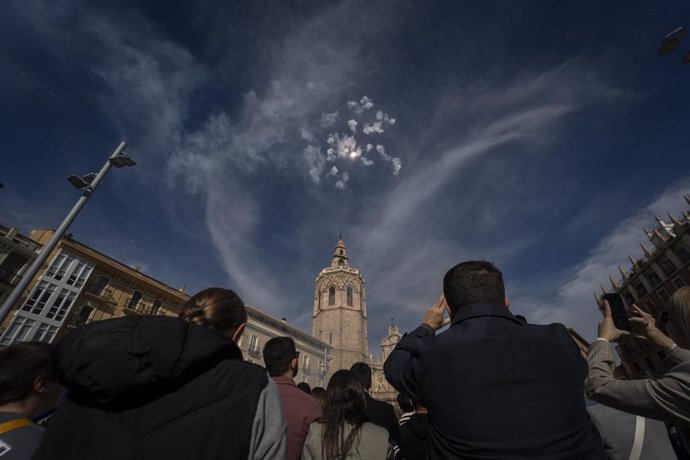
[0, 142, 128, 326]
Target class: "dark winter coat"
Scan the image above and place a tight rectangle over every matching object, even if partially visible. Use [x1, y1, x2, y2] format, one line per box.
[33, 316, 286, 460]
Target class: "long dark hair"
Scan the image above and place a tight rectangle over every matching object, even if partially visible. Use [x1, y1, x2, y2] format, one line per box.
[321, 370, 369, 460]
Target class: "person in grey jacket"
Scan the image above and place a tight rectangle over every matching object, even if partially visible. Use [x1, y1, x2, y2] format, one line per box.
[586, 400, 677, 460]
[587, 286, 690, 428]
[302, 370, 388, 460]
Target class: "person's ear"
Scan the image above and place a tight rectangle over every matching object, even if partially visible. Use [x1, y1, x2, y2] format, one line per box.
[504, 297, 511, 309]
[34, 374, 48, 393]
[231, 323, 246, 343]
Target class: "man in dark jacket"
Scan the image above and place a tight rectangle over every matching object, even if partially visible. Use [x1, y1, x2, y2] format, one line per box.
[384, 260, 604, 459]
[350, 362, 399, 444]
[33, 315, 286, 460]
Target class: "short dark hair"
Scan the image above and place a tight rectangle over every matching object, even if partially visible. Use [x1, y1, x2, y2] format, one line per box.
[263, 336, 297, 377]
[396, 392, 413, 413]
[350, 362, 372, 390]
[443, 260, 505, 315]
[0, 342, 54, 406]
[297, 382, 311, 394]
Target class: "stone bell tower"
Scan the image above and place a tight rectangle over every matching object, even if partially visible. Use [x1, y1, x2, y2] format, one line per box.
[312, 237, 368, 377]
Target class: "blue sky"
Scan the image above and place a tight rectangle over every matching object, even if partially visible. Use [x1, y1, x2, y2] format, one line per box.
[2, 0, 690, 352]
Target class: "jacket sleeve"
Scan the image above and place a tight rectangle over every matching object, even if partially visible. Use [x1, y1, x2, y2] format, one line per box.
[249, 378, 287, 460]
[383, 325, 434, 403]
[664, 346, 690, 367]
[585, 340, 690, 428]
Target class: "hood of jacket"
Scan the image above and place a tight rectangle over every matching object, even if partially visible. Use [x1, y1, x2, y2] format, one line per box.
[53, 316, 242, 406]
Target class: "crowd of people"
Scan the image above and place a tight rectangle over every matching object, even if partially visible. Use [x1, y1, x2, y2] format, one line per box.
[1, 260, 690, 459]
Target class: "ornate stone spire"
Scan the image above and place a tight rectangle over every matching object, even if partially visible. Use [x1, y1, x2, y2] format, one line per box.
[331, 236, 350, 268]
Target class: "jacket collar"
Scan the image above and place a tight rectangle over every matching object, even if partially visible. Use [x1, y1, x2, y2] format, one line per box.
[451, 302, 524, 326]
[272, 376, 297, 386]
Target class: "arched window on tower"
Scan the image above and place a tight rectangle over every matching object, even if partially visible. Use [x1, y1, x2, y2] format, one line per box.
[328, 286, 335, 306]
[346, 287, 353, 306]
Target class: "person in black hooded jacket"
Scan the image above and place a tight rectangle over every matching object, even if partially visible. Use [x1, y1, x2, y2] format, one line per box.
[33, 287, 286, 460]
[398, 399, 429, 460]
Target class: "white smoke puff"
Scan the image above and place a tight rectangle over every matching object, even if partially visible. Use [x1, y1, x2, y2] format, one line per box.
[335, 172, 350, 190]
[363, 121, 384, 135]
[376, 110, 383, 120]
[360, 96, 374, 110]
[376, 144, 388, 158]
[337, 135, 358, 158]
[361, 157, 374, 166]
[383, 114, 396, 125]
[366, 143, 373, 152]
[347, 100, 359, 111]
[303, 145, 323, 184]
[348, 119, 358, 134]
[326, 148, 336, 161]
[327, 166, 338, 177]
[391, 158, 402, 175]
[320, 111, 339, 128]
[301, 127, 316, 142]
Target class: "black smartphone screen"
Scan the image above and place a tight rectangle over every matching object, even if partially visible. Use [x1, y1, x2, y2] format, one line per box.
[602, 293, 631, 331]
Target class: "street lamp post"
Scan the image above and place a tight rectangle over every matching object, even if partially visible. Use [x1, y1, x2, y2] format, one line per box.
[0, 141, 136, 326]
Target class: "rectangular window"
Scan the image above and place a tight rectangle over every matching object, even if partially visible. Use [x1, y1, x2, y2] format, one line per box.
[52, 255, 75, 281]
[319, 360, 324, 373]
[659, 258, 677, 277]
[657, 287, 670, 303]
[22, 283, 56, 315]
[646, 271, 661, 288]
[22, 281, 49, 314]
[31, 323, 58, 343]
[672, 277, 687, 290]
[249, 335, 259, 352]
[0, 315, 36, 345]
[303, 355, 310, 370]
[633, 282, 647, 297]
[46, 292, 76, 322]
[46, 252, 67, 278]
[66, 262, 85, 285]
[623, 291, 635, 306]
[676, 245, 690, 264]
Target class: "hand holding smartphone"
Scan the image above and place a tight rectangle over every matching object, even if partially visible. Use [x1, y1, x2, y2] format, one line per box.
[601, 293, 631, 331]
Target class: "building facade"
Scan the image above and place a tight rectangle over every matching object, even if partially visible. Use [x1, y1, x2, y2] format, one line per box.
[597, 194, 690, 378]
[0, 229, 189, 345]
[0, 225, 332, 388]
[0, 225, 41, 307]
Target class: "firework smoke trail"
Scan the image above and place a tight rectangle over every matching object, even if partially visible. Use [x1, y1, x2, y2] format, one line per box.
[305, 96, 401, 189]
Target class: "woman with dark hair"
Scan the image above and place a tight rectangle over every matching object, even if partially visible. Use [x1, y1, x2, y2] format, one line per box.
[310, 387, 327, 410]
[34, 287, 286, 460]
[302, 370, 388, 460]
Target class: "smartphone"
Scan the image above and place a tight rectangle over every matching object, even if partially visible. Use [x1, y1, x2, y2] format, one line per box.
[602, 293, 631, 331]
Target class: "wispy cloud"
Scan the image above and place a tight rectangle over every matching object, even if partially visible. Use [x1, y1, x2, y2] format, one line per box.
[517, 180, 690, 341]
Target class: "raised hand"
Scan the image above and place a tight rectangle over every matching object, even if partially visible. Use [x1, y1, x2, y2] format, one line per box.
[628, 305, 675, 349]
[423, 294, 452, 331]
